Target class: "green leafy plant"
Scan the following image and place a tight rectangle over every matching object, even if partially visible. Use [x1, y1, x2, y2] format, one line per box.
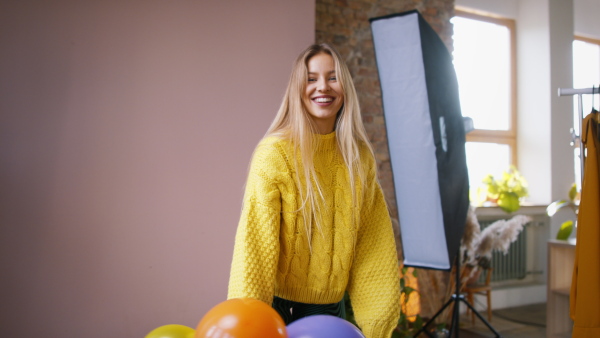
[555, 221, 574, 240]
[481, 165, 529, 213]
[343, 292, 357, 327]
[346, 267, 425, 337]
[547, 183, 579, 240]
[392, 267, 424, 338]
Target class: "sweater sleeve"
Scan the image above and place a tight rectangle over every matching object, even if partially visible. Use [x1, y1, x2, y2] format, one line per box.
[347, 162, 400, 338]
[227, 142, 285, 304]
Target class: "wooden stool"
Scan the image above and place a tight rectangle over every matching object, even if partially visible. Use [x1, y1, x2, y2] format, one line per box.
[464, 267, 493, 324]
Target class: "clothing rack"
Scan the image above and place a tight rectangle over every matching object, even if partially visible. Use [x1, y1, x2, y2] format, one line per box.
[558, 86, 599, 186]
[558, 87, 600, 96]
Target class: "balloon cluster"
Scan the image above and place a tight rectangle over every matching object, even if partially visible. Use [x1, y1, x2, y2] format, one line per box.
[145, 298, 365, 338]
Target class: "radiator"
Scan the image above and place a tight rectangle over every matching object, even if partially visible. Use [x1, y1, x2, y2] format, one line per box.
[477, 219, 528, 282]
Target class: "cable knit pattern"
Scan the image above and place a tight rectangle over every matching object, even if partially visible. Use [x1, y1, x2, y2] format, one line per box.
[228, 132, 400, 338]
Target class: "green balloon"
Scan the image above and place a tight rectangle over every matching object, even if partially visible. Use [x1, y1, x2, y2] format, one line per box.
[145, 324, 195, 338]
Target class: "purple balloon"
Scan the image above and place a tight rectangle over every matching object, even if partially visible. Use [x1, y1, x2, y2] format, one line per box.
[286, 315, 365, 338]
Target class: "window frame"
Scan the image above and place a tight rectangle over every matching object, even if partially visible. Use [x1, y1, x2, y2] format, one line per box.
[575, 35, 600, 48]
[454, 9, 518, 167]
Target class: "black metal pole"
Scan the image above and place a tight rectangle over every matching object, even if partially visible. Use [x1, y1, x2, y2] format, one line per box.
[452, 255, 461, 337]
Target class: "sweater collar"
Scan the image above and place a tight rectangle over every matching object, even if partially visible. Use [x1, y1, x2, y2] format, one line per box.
[314, 131, 337, 151]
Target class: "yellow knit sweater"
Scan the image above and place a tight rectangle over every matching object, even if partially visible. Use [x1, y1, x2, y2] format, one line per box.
[228, 132, 400, 338]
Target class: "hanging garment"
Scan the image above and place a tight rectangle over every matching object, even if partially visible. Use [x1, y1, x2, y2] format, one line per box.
[570, 109, 600, 338]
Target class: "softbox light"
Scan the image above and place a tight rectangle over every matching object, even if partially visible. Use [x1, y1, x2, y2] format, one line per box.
[370, 10, 469, 270]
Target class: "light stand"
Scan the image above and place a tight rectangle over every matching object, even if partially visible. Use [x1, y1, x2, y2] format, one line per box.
[413, 251, 501, 338]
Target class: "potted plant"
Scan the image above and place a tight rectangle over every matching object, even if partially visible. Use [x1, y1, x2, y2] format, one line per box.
[479, 165, 529, 213]
[546, 183, 579, 240]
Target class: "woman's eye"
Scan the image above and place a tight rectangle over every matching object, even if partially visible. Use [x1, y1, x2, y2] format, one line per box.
[308, 78, 316, 82]
[329, 77, 337, 81]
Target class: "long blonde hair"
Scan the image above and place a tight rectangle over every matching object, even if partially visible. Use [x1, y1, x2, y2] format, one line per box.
[266, 43, 374, 243]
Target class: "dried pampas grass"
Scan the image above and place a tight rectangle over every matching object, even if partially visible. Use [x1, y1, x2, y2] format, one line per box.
[460, 206, 531, 267]
[475, 214, 531, 259]
[462, 206, 481, 254]
[441, 206, 531, 323]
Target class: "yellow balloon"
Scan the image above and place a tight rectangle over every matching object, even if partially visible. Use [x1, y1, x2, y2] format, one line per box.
[145, 324, 195, 338]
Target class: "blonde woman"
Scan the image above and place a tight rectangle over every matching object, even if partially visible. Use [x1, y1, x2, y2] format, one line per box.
[228, 44, 400, 338]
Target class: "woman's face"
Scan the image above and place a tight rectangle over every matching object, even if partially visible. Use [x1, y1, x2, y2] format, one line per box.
[303, 53, 344, 134]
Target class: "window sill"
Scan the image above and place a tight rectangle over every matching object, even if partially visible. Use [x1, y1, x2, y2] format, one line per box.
[473, 204, 549, 219]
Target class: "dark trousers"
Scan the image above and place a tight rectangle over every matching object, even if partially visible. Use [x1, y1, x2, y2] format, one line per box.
[271, 296, 346, 325]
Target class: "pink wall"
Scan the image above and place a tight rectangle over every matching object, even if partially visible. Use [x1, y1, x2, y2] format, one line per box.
[0, 1, 314, 336]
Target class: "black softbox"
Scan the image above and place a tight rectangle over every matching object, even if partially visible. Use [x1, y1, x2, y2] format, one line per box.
[370, 10, 469, 270]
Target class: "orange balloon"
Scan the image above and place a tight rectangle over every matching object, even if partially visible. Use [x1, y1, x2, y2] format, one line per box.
[195, 298, 287, 338]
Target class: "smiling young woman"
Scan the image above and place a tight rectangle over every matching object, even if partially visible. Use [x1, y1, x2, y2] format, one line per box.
[227, 44, 400, 338]
[303, 53, 344, 134]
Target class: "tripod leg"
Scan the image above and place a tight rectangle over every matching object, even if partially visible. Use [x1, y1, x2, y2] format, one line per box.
[413, 250, 502, 338]
[459, 297, 502, 337]
[450, 296, 460, 338]
[413, 297, 455, 337]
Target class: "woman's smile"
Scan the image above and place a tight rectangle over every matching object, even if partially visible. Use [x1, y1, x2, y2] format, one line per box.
[312, 95, 335, 105]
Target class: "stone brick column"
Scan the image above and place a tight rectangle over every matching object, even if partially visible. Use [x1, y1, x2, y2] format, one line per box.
[316, 0, 456, 321]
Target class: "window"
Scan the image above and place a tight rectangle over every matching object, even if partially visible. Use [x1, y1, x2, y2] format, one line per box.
[451, 10, 517, 200]
[572, 36, 600, 187]
[573, 36, 600, 123]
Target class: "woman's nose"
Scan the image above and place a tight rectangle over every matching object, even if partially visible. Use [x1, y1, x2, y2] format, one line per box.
[318, 79, 330, 91]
